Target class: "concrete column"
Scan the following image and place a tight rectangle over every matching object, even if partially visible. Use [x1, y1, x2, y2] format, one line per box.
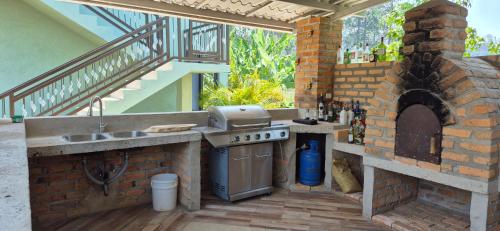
[218, 72, 229, 87]
[362, 165, 375, 219]
[324, 133, 334, 191]
[470, 192, 489, 231]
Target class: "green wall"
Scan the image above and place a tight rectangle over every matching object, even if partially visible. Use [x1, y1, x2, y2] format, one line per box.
[124, 80, 181, 113]
[0, 0, 105, 93]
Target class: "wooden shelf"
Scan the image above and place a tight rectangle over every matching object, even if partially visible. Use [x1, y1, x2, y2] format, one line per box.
[332, 142, 366, 156]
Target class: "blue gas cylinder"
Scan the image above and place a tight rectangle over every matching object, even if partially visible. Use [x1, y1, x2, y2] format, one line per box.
[298, 140, 321, 186]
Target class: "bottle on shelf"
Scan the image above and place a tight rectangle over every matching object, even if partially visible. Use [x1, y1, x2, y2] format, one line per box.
[376, 37, 387, 62]
[354, 100, 361, 118]
[353, 118, 365, 145]
[356, 43, 364, 63]
[335, 101, 342, 123]
[337, 45, 344, 64]
[369, 47, 377, 63]
[339, 105, 347, 125]
[327, 102, 335, 122]
[347, 101, 355, 125]
[363, 43, 370, 63]
[348, 122, 354, 144]
[344, 48, 350, 64]
[318, 94, 325, 121]
[350, 48, 356, 63]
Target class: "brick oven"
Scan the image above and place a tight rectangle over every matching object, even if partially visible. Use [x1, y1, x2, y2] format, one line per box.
[361, 0, 500, 230]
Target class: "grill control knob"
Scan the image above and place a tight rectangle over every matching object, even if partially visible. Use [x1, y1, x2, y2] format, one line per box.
[245, 135, 251, 141]
[255, 134, 261, 140]
[233, 136, 240, 142]
[280, 131, 286, 137]
[265, 133, 271, 139]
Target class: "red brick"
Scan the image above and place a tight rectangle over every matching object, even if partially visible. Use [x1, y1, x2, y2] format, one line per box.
[126, 189, 145, 196]
[417, 161, 440, 171]
[459, 142, 496, 154]
[442, 151, 469, 162]
[442, 127, 471, 138]
[396, 156, 417, 166]
[458, 166, 496, 179]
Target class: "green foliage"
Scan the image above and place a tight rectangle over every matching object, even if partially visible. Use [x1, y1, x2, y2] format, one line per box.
[464, 27, 485, 57]
[200, 27, 296, 109]
[355, 0, 499, 60]
[487, 38, 500, 54]
[230, 28, 296, 88]
[200, 72, 287, 110]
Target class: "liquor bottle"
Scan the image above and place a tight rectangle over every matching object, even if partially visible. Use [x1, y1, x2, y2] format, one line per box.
[344, 48, 350, 64]
[318, 94, 325, 121]
[354, 100, 361, 118]
[337, 45, 344, 64]
[376, 37, 387, 62]
[347, 102, 355, 125]
[350, 48, 356, 63]
[369, 48, 376, 63]
[353, 118, 365, 145]
[356, 43, 364, 63]
[348, 122, 354, 144]
[335, 101, 341, 122]
[339, 106, 347, 125]
[327, 102, 334, 122]
[363, 43, 370, 63]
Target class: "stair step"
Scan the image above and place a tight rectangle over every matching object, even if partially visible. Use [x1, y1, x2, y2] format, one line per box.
[141, 72, 158, 80]
[102, 96, 121, 102]
[121, 80, 142, 90]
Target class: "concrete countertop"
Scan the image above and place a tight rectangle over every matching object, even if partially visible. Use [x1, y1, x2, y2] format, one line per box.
[0, 122, 32, 230]
[27, 130, 202, 157]
[272, 120, 348, 133]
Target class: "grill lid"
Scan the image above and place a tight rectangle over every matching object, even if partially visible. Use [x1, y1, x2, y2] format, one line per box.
[208, 105, 271, 130]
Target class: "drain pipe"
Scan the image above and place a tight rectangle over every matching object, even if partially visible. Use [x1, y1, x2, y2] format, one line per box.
[82, 152, 129, 196]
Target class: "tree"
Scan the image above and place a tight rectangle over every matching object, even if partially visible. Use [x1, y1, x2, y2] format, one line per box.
[344, 0, 500, 60]
[199, 27, 296, 109]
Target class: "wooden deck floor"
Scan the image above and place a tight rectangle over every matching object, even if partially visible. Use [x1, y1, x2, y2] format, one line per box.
[36, 190, 389, 231]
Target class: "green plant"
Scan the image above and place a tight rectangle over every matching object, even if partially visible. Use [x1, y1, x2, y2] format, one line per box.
[200, 27, 296, 109]
[464, 27, 485, 57]
[379, 0, 499, 60]
[200, 72, 286, 109]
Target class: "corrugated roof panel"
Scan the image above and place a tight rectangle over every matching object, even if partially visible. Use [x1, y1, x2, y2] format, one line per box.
[253, 2, 312, 21]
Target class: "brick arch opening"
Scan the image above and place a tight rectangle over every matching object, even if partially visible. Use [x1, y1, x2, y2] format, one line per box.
[395, 104, 442, 164]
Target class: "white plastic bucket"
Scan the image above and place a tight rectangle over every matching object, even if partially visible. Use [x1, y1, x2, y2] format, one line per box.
[151, 173, 178, 211]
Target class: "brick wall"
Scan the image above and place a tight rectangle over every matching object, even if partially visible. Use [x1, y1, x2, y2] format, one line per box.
[371, 168, 418, 214]
[418, 180, 471, 214]
[479, 55, 500, 68]
[294, 17, 342, 109]
[29, 143, 199, 225]
[333, 62, 394, 105]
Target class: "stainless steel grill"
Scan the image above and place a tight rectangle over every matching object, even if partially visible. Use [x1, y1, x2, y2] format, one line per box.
[197, 105, 289, 201]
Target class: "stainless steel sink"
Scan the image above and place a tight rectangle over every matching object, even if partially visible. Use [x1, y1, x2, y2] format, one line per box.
[63, 133, 108, 142]
[109, 131, 148, 138]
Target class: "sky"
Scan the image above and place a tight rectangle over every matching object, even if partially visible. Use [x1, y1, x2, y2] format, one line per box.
[467, 0, 500, 38]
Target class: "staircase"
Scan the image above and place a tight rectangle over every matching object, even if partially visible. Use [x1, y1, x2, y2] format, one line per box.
[0, 5, 229, 118]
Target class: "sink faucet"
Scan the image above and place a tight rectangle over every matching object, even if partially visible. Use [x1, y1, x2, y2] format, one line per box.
[89, 96, 106, 133]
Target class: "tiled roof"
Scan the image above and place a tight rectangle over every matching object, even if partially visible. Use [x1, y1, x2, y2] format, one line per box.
[65, 0, 388, 32]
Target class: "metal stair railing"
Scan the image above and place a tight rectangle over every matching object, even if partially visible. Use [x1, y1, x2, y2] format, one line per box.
[0, 11, 229, 118]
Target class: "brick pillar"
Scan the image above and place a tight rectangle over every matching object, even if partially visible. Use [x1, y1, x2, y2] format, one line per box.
[402, 0, 468, 59]
[294, 17, 342, 109]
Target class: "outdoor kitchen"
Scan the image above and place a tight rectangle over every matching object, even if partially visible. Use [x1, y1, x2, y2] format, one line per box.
[0, 0, 499, 231]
